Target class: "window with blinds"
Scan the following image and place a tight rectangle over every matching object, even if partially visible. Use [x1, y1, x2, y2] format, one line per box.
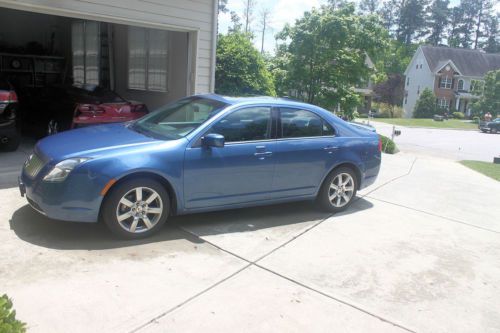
[128, 27, 168, 92]
[72, 21, 100, 85]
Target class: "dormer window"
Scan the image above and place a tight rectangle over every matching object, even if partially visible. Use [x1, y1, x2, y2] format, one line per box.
[440, 76, 452, 89]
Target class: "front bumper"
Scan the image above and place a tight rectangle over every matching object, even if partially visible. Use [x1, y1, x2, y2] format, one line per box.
[19, 163, 105, 223]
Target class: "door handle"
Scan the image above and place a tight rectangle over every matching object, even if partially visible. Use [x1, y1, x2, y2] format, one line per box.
[324, 146, 339, 154]
[254, 151, 273, 157]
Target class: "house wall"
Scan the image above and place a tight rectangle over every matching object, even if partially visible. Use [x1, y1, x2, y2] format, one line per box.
[112, 25, 188, 110]
[434, 66, 456, 109]
[404, 48, 435, 118]
[0, 0, 216, 94]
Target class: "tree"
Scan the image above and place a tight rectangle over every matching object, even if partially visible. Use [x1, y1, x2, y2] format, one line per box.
[426, 0, 450, 45]
[215, 31, 275, 96]
[448, 6, 463, 47]
[456, 0, 494, 49]
[373, 74, 405, 117]
[359, 0, 379, 14]
[483, 14, 500, 53]
[413, 88, 438, 118]
[218, 0, 229, 14]
[229, 11, 242, 32]
[259, 7, 271, 53]
[472, 69, 500, 117]
[242, 0, 257, 34]
[379, 0, 400, 37]
[396, 0, 429, 45]
[275, 4, 388, 117]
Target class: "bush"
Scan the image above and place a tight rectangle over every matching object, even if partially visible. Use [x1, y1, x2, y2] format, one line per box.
[380, 135, 397, 154]
[472, 116, 480, 124]
[452, 111, 465, 119]
[0, 295, 26, 333]
[352, 111, 360, 119]
[413, 88, 438, 118]
[372, 102, 403, 118]
[358, 113, 368, 118]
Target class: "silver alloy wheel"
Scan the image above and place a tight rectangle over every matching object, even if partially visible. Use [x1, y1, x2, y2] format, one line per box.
[116, 187, 163, 233]
[47, 119, 59, 135]
[328, 172, 355, 208]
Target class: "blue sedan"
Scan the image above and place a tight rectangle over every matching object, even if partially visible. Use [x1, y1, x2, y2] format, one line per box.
[19, 95, 381, 239]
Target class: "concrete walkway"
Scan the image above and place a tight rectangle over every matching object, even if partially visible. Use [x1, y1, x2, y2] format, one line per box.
[1, 152, 499, 332]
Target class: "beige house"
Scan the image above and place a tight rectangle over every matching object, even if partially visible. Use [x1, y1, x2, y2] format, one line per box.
[0, 0, 217, 111]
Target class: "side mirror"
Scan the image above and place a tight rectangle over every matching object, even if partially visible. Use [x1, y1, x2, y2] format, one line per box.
[202, 133, 225, 148]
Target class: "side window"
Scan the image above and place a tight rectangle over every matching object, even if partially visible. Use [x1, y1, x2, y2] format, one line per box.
[210, 107, 272, 142]
[280, 108, 334, 138]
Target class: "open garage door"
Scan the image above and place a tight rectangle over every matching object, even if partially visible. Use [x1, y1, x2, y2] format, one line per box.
[0, 6, 193, 138]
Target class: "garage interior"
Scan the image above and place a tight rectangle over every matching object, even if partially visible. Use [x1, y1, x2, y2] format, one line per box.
[0, 7, 190, 137]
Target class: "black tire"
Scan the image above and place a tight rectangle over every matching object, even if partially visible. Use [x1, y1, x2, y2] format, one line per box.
[0, 127, 21, 152]
[492, 128, 498, 134]
[317, 167, 358, 213]
[102, 178, 170, 239]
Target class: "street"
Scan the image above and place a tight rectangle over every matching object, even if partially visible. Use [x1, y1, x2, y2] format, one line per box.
[369, 120, 500, 162]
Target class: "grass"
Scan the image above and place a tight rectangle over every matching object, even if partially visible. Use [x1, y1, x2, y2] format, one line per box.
[460, 160, 500, 181]
[371, 118, 478, 130]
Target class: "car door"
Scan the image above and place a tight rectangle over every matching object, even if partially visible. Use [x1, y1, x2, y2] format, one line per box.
[271, 107, 337, 198]
[183, 106, 276, 209]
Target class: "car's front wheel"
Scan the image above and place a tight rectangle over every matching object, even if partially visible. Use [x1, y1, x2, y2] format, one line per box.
[317, 167, 357, 213]
[102, 178, 170, 239]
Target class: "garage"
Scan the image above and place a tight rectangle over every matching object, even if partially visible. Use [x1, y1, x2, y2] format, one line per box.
[0, 0, 216, 149]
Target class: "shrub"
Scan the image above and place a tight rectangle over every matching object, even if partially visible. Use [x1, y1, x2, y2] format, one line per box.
[372, 102, 403, 118]
[413, 88, 438, 118]
[452, 111, 465, 119]
[358, 113, 368, 118]
[472, 116, 480, 124]
[0, 295, 26, 333]
[380, 135, 397, 154]
[352, 111, 360, 119]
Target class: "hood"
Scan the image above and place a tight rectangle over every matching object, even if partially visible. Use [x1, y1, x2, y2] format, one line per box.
[36, 123, 159, 161]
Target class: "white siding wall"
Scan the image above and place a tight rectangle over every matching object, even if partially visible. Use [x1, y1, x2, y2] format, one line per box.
[0, 0, 216, 94]
[404, 48, 435, 118]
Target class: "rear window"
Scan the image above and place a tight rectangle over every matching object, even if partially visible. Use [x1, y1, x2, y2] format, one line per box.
[280, 108, 334, 138]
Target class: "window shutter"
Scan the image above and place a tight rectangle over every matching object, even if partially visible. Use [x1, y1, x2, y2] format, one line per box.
[438, 78, 442, 88]
[452, 78, 455, 90]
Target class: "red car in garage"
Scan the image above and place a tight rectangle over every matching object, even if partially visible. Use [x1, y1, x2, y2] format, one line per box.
[20, 84, 149, 136]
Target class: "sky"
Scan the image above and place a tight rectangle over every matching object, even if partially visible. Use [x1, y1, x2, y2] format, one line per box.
[218, 0, 500, 54]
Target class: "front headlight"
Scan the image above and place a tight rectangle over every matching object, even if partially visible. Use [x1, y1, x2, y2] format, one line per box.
[43, 158, 90, 182]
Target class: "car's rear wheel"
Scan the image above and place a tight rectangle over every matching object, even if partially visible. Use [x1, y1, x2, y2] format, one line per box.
[317, 167, 357, 213]
[102, 178, 170, 239]
[492, 128, 498, 134]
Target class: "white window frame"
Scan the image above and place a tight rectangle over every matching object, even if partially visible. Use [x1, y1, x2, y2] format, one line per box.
[128, 27, 169, 92]
[437, 98, 449, 109]
[440, 76, 452, 89]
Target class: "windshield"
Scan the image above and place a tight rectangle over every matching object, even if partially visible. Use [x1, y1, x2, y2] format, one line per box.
[130, 97, 228, 140]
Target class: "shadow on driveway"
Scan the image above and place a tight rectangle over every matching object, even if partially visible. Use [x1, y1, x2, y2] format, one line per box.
[9, 198, 373, 251]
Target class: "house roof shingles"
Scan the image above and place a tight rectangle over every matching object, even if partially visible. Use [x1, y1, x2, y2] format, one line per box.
[421, 46, 500, 77]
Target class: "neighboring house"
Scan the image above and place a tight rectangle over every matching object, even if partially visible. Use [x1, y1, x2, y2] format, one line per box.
[0, 0, 217, 115]
[353, 54, 375, 114]
[403, 46, 500, 118]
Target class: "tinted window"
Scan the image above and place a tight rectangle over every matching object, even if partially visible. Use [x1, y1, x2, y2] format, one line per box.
[280, 108, 334, 138]
[211, 107, 272, 142]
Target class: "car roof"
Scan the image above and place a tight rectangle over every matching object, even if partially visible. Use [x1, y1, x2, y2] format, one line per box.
[195, 93, 319, 109]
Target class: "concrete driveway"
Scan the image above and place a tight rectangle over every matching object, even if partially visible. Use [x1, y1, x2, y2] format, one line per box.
[1, 151, 499, 332]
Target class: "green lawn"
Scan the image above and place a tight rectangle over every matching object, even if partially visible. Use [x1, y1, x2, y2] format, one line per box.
[370, 118, 478, 130]
[460, 160, 500, 181]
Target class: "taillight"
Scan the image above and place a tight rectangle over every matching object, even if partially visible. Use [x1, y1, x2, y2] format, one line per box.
[0, 90, 17, 103]
[378, 136, 382, 152]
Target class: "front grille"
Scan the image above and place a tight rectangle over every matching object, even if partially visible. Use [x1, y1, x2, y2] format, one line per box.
[24, 153, 45, 178]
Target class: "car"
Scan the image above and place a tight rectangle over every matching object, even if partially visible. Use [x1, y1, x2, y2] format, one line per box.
[479, 118, 500, 134]
[19, 94, 382, 239]
[0, 75, 20, 152]
[21, 84, 149, 136]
